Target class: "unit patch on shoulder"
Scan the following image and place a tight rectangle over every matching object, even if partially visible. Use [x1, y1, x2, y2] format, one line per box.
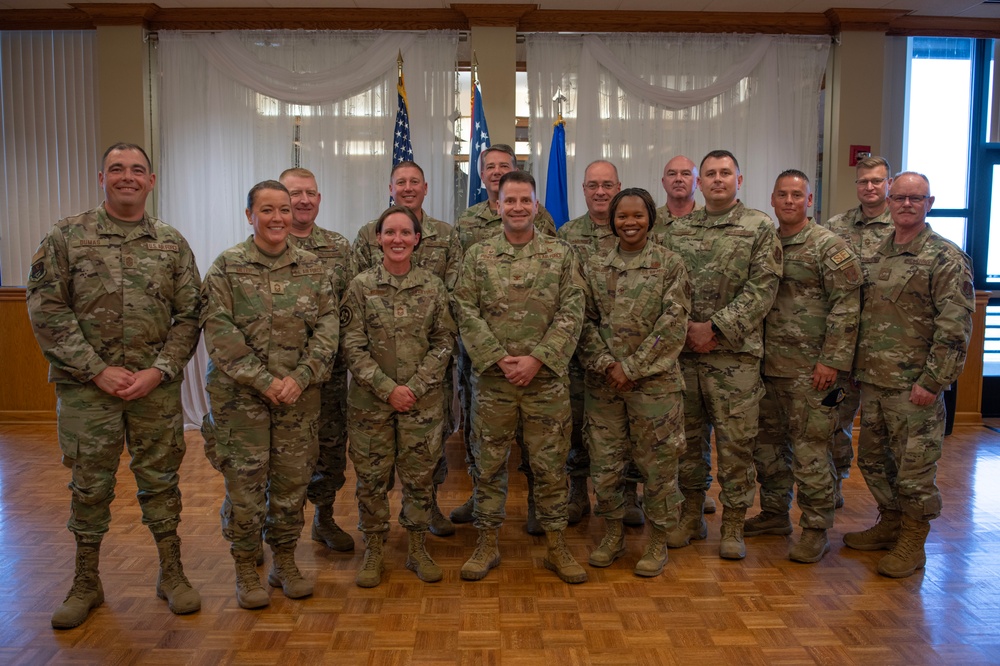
[29, 261, 46, 282]
[962, 280, 974, 298]
[339, 305, 353, 327]
[831, 249, 851, 265]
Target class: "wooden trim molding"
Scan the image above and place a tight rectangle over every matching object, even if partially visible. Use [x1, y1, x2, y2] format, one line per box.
[0, 287, 28, 302]
[2, 5, 1000, 36]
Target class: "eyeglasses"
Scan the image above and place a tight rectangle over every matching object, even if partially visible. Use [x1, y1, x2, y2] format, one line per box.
[888, 194, 930, 204]
[855, 178, 887, 187]
[584, 181, 619, 192]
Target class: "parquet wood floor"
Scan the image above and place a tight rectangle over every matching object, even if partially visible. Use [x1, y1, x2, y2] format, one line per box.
[1, 423, 999, 665]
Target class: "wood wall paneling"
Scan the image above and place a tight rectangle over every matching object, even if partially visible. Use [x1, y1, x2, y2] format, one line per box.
[0, 288, 56, 423]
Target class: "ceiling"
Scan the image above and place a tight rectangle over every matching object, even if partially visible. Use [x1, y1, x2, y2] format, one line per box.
[1, 0, 999, 18]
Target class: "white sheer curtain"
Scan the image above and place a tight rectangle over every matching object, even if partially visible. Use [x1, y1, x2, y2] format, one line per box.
[157, 30, 458, 427]
[0, 31, 100, 287]
[526, 33, 830, 216]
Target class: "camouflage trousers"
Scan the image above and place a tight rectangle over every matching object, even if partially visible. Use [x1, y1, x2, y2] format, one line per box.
[857, 382, 945, 521]
[470, 372, 570, 531]
[203, 383, 320, 552]
[754, 375, 838, 529]
[457, 340, 532, 484]
[584, 377, 683, 530]
[832, 371, 860, 478]
[307, 364, 348, 506]
[348, 387, 444, 534]
[55, 381, 185, 543]
[678, 352, 764, 510]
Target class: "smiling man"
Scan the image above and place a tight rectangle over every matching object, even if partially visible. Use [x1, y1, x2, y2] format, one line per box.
[453, 170, 587, 584]
[847, 171, 974, 578]
[653, 155, 700, 240]
[272, 168, 357, 554]
[658, 149, 782, 560]
[27, 142, 202, 628]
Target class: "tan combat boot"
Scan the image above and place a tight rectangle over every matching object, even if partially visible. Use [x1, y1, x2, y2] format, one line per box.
[789, 528, 830, 563]
[428, 487, 456, 537]
[567, 476, 591, 525]
[588, 519, 625, 567]
[843, 509, 902, 551]
[356, 534, 386, 588]
[268, 543, 313, 598]
[623, 481, 645, 527]
[877, 515, 930, 578]
[311, 504, 354, 552]
[232, 548, 269, 609]
[461, 529, 501, 580]
[51, 542, 104, 629]
[720, 507, 747, 560]
[743, 511, 793, 536]
[543, 530, 588, 584]
[634, 526, 669, 577]
[665, 491, 707, 548]
[405, 530, 443, 582]
[155, 533, 201, 614]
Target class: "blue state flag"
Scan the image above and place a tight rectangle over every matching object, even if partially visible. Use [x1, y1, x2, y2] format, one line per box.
[545, 120, 569, 227]
[391, 76, 414, 205]
[468, 83, 491, 207]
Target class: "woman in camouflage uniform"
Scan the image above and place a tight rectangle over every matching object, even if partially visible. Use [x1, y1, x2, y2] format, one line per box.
[340, 206, 457, 588]
[578, 188, 691, 577]
[201, 181, 340, 609]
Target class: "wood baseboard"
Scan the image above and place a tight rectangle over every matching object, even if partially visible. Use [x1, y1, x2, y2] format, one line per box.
[0, 410, 57, 424]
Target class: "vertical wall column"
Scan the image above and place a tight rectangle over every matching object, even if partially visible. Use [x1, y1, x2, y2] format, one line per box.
[470, 26, 517, 148]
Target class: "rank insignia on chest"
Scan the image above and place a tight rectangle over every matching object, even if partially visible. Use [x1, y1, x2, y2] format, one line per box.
[395, 304, 408, 317]
[123, 255, 136, 268]
[879, 268, 892, 281]
[270, 282, 285, 294]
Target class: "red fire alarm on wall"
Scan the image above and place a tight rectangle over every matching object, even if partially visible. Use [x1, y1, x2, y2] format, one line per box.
[849, 145, 872, 167]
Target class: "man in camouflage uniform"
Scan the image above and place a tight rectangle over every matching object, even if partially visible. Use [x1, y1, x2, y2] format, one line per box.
[341, 206, 457, 587]
[822, 156, 895, 508]
[651, 154, 716, 517]
[453, 171, 588, 584]
[276, 167, 356, 553]
[27, 143, 202, 629]
[351, 161, 462, 537]
[451, 143, 556, 532]
[845, 172, 974, 578]
[745, 170, 862, 563]
[558, 159, 620, 526]
[660, 149, 782, 560]
[201, 180, 340, 608]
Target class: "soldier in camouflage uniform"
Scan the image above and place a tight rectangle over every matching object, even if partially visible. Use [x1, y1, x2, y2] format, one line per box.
[341, 206, 457, 588]
[558, 160, 621, 526]
[451, 144, 556, 533]
[659, 150, 782, 560]
[201, 181, 340, 609]
[352, 161, 462, 537]
[277, 168, 356, 553]
[745, 171, 862, 563]
[822, 156, 895, 509]
[651, 155, 716, 518]
[453, 171, 588, 584]
[846, 172, 974, 578]
[27, 143, 202, 629]
[578, 188, 691, 577]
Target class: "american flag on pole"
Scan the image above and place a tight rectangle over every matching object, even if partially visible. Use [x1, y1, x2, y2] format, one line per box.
[391, 72, 414, 205]
[468, 82, 490, 207]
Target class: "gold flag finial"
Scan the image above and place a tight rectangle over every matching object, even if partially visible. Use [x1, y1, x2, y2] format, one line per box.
[397, 49, 404, 83]
[472, 51, 479, 86]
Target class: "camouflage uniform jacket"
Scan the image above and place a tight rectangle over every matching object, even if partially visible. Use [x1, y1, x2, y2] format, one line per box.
[651, 203, 700, 245]
[763, 221, 862, 378]
[823, 205, 893, 280]
[288, 225, 355, 297]
[351, 211, 462, 291]
[579, 240, 691, 391]
[663, 201, 782, 357]
[454, 201, 557, 253]
[26, 204, 201, 384]
[340, 265, 456, 407]
[854, 225, 974, 393]
[453, 231, 584, 378]
[201, 238, 340, 394]
[558, 212, 616, 268]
